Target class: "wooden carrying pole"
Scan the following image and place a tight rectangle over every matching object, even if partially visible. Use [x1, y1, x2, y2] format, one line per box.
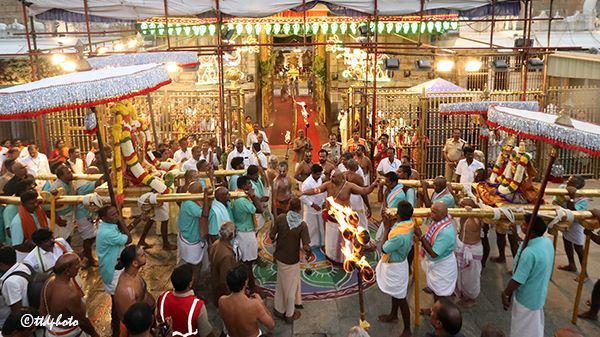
[572, 233, 591, 324]
[0, 191, 247, 206]
[91, 107, 119, 208]
[35, 169, 245, 181]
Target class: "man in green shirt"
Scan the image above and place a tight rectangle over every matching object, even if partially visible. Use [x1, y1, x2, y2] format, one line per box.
[247, 165, 270, 231]
[376, 200, 414, 337]
[502, 214, 553, 337]
[414, 201, 457, 316]
[228, 157, 245, 192]
[231, 175, 264, 294]
[177, 182, 210, 293]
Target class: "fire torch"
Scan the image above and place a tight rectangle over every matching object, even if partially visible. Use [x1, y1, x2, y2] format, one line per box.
[326, 196, 374, 329]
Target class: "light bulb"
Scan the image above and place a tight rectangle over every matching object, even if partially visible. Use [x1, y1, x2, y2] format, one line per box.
[113, 43, 125, 52]
[96, 46, 108, 55]
[165, 62, 180, 73]
[465, 60, 482, 72]
[51, 54, 66, 65]
[436, 60, 455, 72]
[61, 60, 77, 72]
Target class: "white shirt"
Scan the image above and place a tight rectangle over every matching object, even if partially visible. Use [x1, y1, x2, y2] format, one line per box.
[300, 175, 325, 214]
[257, 142, 271, 155]
[67, 158, 84, 174]
[226, 148, 252, 170]
[0, 263, 31, 325]
[21, 153, 51, 177]
[19, 147, 29, 159]
[181, 158, 199, 172]
[249, 151, 268, 170]
[376, 157, 401, 174]
[246, 131, 269, 148]
[173, 148, 192, 165]
[23, 238, 72, 273]
[85, 151, 96, 167]
[455, 158, 485, 184]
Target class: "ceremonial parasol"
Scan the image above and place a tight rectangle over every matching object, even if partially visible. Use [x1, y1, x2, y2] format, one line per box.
[87, 51, 199, 70]
[0, 63, 172, 209]
[486, 104, 600, 324]
[439, 101, 540, 116]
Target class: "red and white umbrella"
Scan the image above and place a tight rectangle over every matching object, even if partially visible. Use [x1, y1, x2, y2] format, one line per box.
[87, 51, 199, 69]
[487, 105, 600, 156]
[0, 63, 171, 119]
[439, 101, 539, 116]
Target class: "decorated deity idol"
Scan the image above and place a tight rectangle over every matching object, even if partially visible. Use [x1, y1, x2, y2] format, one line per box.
[110, 100, 178, 202]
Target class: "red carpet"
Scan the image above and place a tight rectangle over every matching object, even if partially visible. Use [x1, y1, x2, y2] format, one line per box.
[267, 95, 324, 162]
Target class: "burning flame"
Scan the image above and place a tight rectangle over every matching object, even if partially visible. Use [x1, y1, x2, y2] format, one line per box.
[327, 197, 373, 281]
[284, 130, 291, 144]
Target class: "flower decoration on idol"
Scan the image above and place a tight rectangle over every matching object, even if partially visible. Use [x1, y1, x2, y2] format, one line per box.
[326, 196, 374, 282]
[110, 101, 174, 203]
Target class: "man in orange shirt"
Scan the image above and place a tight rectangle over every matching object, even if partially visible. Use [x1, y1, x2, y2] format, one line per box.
[346, 129, 369, 153]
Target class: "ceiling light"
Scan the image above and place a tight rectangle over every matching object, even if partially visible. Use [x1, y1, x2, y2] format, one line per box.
[436, 60, 455, 72]
[96, 46, 108, 55]
[127, 39, 138, 49]
[60, 60, 77, 72]
[165, 62, 180, 73]
[113, 43, 125, 52]
[51, 54, 66, 65]
[465, 60, 482, 72]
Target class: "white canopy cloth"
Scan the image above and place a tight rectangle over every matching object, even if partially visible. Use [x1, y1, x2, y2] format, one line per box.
[486, 105, 600, 157]
[88, 51, 199, 69]
[439, 101, 540, 115]
[0, 63, 171, 119]
[28, 0, 512, 19]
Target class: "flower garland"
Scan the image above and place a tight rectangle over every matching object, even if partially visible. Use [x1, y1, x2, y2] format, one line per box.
[490, 144, 513, 183]
[111, 101, 171, 201]
[498, 152, 531, 195]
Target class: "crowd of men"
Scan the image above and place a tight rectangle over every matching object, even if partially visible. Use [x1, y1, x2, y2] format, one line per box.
[0, 123, 598, 337]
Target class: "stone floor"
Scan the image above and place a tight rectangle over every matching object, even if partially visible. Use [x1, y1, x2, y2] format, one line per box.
[78, 180, 600, 337]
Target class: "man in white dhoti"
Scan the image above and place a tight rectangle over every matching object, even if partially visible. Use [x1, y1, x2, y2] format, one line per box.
[301, 169, 379, 264]
[414, 202, 458, 315]
[300, 164, 326, 247]
[376, 201, 414, 337]
[231, 175, 264, 293]
[177, 182, 210, 293]
[270, 198, 312, 323]
[455, 198, 483, 307]
[345, 159, 370, 231]
[502, 214, 554, 337]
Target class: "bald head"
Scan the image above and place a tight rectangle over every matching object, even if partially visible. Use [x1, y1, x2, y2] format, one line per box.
[346, 159, 358, 172]
[331, 168, 344, 184]
[215, 186, 230, 203]
[54, 253, 80, 276]
[432, 299, 462, 335]
[431, 201, 448, 221]
[188, 182, 203, 194]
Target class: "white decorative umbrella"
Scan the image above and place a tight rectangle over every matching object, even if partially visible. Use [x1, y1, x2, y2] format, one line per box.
[87, 51, 199, 69]
[487, 105, 600, 156]
[0, 63, 171, 119]
[440, 101, 540, 116]
[488, 104, 600, 325]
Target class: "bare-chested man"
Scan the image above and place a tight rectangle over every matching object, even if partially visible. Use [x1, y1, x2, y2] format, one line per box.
[455, 198, 483, 307]
[302, 169, 379, 264]
[345, 159, 371, 230]
[114, 245, 155, 331]
[355, 144, 372, 184]
[219, 264, 275, 337]
[294, 149, 313, 183]
[266, 156, 279, 187]
[40, 253, 99, 337]
[318, 149, 335, 182]
[272, 161, 293, 217]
